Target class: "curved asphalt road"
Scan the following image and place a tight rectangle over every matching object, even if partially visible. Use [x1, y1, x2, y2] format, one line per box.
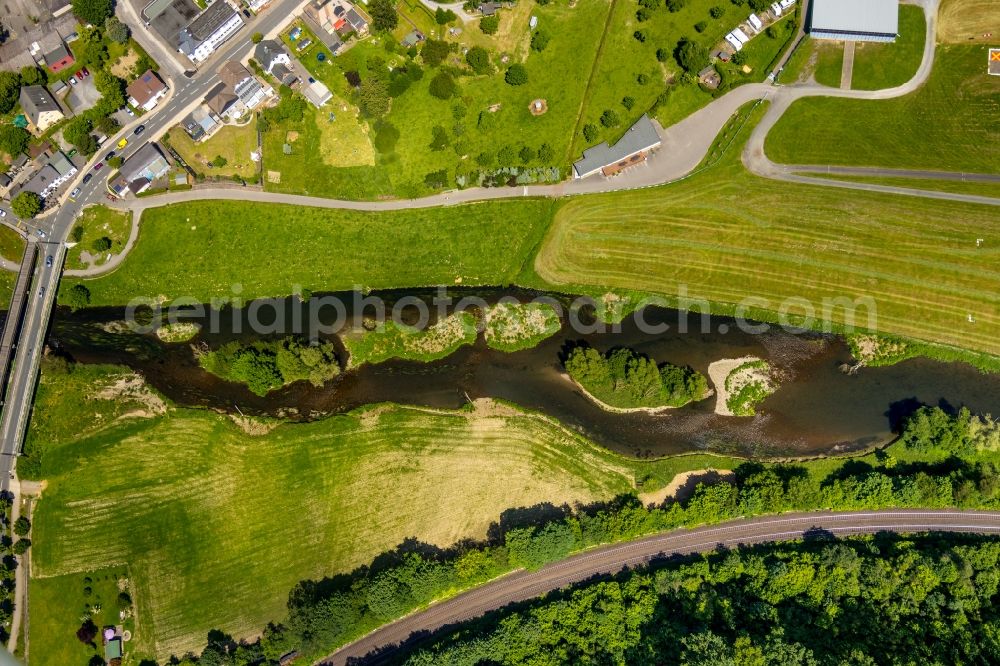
[319, 509, 1000, 665]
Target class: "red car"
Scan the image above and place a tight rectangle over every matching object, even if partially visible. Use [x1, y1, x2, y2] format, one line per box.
[94, 162, 104, 171]
[74, 69, 84, 79]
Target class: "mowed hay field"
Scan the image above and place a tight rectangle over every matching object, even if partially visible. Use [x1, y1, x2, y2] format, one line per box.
[937, 0, 1000, 43]
[534, 105, 1000, 357]
[63, 198, 555, 306]
[30, 363, 725, 661]
[765, 45, 1000, 172]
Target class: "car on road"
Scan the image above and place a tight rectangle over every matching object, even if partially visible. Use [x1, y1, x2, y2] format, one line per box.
[69, 187, 81, 200]
[69, 76, 77, 86]
[45, 255, 53, 268]
[94, 162, 104, 171]
[117, 138, 129, 149]
[104, 150, 116, 161]
[37, 287, 44, 299]
[0, 210, 5, 218]
[133, 125, 146, 136]
[82, 174, 92, 185]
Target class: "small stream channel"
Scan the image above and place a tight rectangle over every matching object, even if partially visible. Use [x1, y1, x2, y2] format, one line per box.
[48, 288, 1000, 459]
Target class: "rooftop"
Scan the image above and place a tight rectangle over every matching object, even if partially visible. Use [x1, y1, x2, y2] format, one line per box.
[574, 115, 662, 178]
[810, 0, 898, 37]
[127, 70, 168, 106]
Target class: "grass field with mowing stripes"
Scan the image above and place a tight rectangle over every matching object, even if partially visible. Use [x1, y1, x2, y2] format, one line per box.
[766, 45, 1000, 173]
[533, 103, 1000, 357]
[27, 363, 741, 662]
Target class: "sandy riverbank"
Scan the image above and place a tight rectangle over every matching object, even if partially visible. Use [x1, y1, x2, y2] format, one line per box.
[708, 356, 769, 416]
[639, 468, 736, 506]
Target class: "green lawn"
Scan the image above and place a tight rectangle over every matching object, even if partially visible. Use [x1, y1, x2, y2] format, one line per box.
[849, 5, 926, 90]
[532, 102, 1000, 358]
[168, 122, 261, 180]
[766, 45, 1000, 173]
[30, 566, 142, 666]
[67, 205, 131, 271]
[0, 225, 25, 263]
[61, 198, 555, 306]
[27, 361, 740, 661]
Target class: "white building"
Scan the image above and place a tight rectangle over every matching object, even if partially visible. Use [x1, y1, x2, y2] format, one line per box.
[178, 1, 244, 63]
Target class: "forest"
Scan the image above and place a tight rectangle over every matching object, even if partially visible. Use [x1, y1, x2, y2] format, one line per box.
[400, 533, 1000, 665]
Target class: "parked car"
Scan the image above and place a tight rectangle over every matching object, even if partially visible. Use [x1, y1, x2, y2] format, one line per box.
[81, 67, 90, 77]
[133, 125, 146, 136]
[82, 174, 92, 184]
[69, 187, 81, 200]
[74, 69, 84, 79]
[69, 76, 77, 85]
[45, 255, 53, 268]
[125, 107, 135, 117]
[104, 150, 116, 161]
[0, 210, 6, 218]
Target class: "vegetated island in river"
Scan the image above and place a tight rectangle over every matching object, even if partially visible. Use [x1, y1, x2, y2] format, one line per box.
[197, 337, 340, 396]
[342, 302, 562, 368]
[708, 356, 777, 417]
[564, 345, 710, 413]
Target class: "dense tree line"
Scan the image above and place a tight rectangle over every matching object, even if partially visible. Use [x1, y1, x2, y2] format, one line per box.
[403, 534, 1000, 665]
[176, 408, 1000, 664]
[565, 344, 708, 409]
[198, 337, 340, 396]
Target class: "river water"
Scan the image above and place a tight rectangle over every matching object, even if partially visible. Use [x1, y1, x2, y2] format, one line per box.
[48, 288, 1000, 459]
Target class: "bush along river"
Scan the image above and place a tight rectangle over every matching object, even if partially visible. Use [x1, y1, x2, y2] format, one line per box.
[48, 288, 1000, 459]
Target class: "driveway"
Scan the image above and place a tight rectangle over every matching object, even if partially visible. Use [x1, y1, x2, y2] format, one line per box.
[63, 76, 100, 115]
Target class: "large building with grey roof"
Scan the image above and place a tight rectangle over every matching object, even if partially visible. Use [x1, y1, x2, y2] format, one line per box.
[809, 0, 899, 42]
[573, 115, 662, 180]
[177, 0, 244, 63]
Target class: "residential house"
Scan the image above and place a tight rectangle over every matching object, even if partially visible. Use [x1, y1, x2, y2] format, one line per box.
[143, 0, 200, 46]
[303, 0, 367, 46]
[127, 70, 169, 112]
[254, 39, 291, 75]
[182, 105, 223, 141]
[110, 143, 171, 195]
[205, 61, 273, 120]
[246, 0, 272, 12]
[17, 150, 77, 199]
[0, 13, 77, 73]
[479, 2, 497, 16]
[34, 31, 75, 72]
[18, 86, 64, 133]
[271, 63, 299, 87]
[178, 1, 245, 64]
[401, 30, 424, 48]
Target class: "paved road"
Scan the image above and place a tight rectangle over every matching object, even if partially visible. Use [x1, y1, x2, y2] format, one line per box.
[320, 509, 1000, 665]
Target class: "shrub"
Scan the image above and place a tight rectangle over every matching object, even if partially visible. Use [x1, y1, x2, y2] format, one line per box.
[633, 30, 646, 42]
[429, 71, 457, 99]
[582, 123, 598, 142]
[530, 30, 550, 51]
[622, 96, 635, 110]
[91, 236, 112, 253]
[0, 125, 29, 159]
[694, 20, 708, 32]
[466, 46, 491, 73]
[421, 39, 451, 67]
[537, 143, 555, 163]
[13, 516, 30, 536]
[430, 125, 450, 151]
[480, 15, 499, 34]
[519, 145, 535, 163]
[211, 155, 228, 168]
[424, 169, 449, 189]
[666, 0, 686, 11]
[251, 32, 264, 43]
[600, 109, 620, 127]
[504, 63, 528, 86]
[710, 5, 725, 17]
[66, 284, 92, 310]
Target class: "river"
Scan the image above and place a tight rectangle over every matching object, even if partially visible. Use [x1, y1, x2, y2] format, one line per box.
[48, 288, 1000, 459]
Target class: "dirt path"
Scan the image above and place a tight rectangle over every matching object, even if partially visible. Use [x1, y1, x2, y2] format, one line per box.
[840, 40, 856, 89]
[638, 468, 735, 506]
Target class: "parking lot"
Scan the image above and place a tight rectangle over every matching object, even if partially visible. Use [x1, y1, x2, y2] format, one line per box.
[62, 75, 100, 115]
